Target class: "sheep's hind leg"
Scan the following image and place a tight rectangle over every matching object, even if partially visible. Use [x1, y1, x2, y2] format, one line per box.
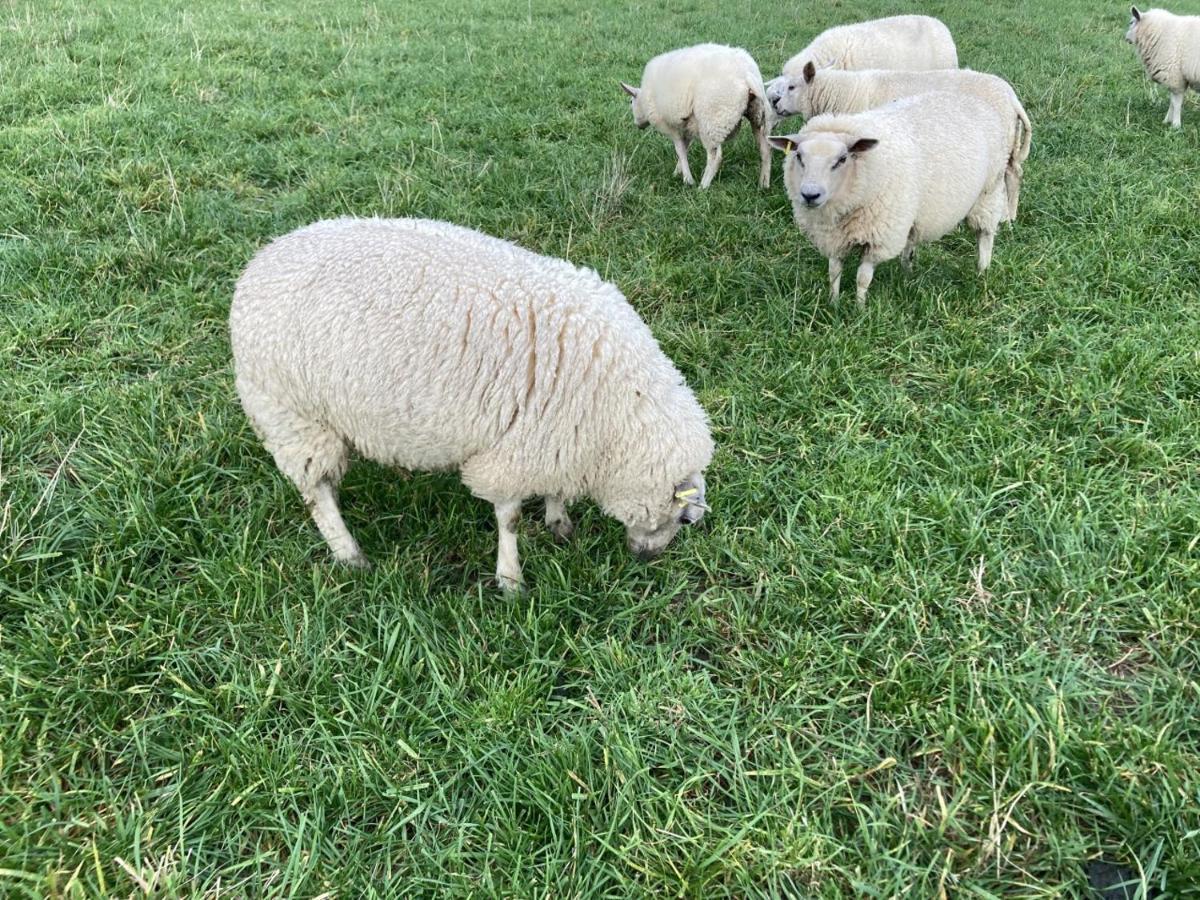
[1166, 90, 1184, 127]
[673, 136, 694, 185]
[751, 113, 771, 188]
[495, 499, 524, 592]
[239, 380, 367, 567]
[544, 496, 574, 541]
[699, 143, 723, 189]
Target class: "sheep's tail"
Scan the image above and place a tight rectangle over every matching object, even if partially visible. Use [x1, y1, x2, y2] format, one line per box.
[746, 79, 770, 131]
[1005, 92, 1033, 222]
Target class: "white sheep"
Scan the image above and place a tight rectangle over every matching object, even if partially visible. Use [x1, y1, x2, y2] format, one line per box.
[765, 15, 958, 113]
[621, 43, 772, 188]
[230, 217, 714, 591]
[769, 91, 1011, 307]
[772, 64, 1032, 221]
[1126, 6, 1200, 128]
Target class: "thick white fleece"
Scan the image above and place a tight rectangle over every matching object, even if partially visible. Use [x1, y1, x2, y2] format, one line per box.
[777, 92, 1010, 302]
[767, 14, 958, 105]
[1127, 7, 1200, 126]
[776, 67, 1032, 220]
[230, 218, 713, 576]
[627, 43, 771, 188]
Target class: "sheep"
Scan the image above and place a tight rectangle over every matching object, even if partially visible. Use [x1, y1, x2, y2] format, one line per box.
[765, 15, 958, 113]
[1126, 6, 1200, 128]
[772, 64, 1033, 221]
[769, 91, 1011, 307]
[621, 43, 772, 189]
[230, 217, 714, 591]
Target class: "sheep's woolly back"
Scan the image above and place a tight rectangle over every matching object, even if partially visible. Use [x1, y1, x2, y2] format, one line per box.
[635, 43, 767, 140]
[1131, 9, 1200, 89]
[781, 15, 958, 77]
[786, 93, 1010, 260]
[230, 218, 713, 530]
[800, 68, 1031, 218]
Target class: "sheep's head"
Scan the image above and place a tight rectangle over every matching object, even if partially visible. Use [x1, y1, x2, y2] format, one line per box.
[620, 82, 650, 129]
[625, 472, 708, 560]
[1126, 6, 1142, 43]
[770, 61, 819, 118]
[768, 131, 878, 210]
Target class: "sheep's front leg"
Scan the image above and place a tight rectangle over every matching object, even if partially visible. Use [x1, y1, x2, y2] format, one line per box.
[855, 258, 877, 309]
[1165, 90, 1184, 127]
[673, 136, 694, 185]
[544, 496, 574, 541]
[699, 143, 723, 189]
[828, 257, 843, 302]
[494, 499, 524, 592]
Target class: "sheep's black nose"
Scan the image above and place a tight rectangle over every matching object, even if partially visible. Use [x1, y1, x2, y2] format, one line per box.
[801, 190, 822, 203]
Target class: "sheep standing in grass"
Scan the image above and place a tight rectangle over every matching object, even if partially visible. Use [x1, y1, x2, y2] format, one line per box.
[622, 44, 772, 189]
[772, 64, 1033, 221]
[1126, 6, 1200, 128]
[770, 92, 1011, 307]
[230, 218, 713, 591]
[765, 15, 958, 113]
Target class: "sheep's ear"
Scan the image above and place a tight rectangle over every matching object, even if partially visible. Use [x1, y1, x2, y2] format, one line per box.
[1131, 6, 1141, 20]
[803, 61, 817, 83]
[620, 82, 639, 98]
[848, 138, 879, 154]
[768, 135, 800, 153]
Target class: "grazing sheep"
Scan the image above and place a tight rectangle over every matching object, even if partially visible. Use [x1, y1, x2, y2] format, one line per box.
[769, 92, 1011, 307]
[621, 43, 772, 188]
[772, 64, 1033, 221]
[765, 15, 958, 113]
[1126, 6, 1200, 128]
[230, 218, 714, 591]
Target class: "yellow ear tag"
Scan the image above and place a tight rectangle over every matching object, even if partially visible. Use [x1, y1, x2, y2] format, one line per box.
[675, 487, 699, 508]
[786, 140, 795, 153]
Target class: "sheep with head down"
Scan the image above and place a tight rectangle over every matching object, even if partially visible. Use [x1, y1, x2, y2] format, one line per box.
[230, 217, 713, 592]
[622, 43, 772, 189]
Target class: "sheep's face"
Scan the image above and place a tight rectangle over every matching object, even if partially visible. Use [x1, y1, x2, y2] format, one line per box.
[621, 82, 650, 129]
[625, 472, 707, 560]
[768, 132, 878, 210]
[1126, 7, 1141, 43]
[770, 61, 818, 118]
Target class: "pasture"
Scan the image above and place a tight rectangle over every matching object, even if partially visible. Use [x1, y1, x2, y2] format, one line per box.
[2, 0, 1199, 894]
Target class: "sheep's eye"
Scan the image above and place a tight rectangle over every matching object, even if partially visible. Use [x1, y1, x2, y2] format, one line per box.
[832, 156, 847, 170]
[788, 84, 796, 92]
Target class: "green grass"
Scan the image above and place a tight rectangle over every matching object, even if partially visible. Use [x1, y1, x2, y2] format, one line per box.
[2, 0, 1199, 895]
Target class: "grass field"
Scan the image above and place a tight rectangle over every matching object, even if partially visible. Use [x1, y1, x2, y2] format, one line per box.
[3, 0, 1200, 895]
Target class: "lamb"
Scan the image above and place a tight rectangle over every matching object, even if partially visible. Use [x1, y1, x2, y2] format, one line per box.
[772, 64, 1033, 221]
[229, 217, 714, 591]
[1126, 6, 1200, 128]
[765, 15, 958, 113]
[621, 43, 772, 189]
[769, 91, 1011, 307]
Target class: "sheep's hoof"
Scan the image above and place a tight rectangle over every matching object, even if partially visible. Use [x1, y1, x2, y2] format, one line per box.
[548, 518, 575, 542]
[339, 554, 372, 570]
[498, 574, 526, 594]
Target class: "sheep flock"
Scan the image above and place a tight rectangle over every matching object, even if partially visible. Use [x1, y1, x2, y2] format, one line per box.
[232, 8, 1192, 589]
